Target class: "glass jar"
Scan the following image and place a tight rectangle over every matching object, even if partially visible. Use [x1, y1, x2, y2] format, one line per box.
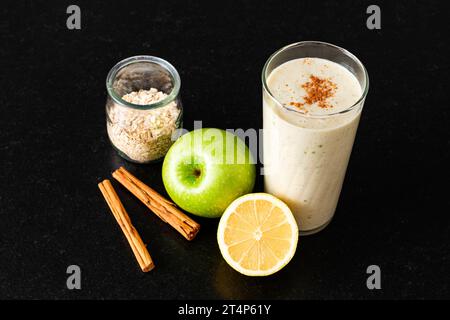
[106, 56, 183, 163]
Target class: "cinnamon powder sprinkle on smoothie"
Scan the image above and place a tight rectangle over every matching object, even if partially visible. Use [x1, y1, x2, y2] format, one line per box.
[289, 75, 338, 110]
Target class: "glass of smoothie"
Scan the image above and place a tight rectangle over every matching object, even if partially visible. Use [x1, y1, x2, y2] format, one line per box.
[262, 41, 369, 235]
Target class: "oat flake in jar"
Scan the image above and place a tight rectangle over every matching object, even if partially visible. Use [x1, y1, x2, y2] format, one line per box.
[106, 56, 183, 163]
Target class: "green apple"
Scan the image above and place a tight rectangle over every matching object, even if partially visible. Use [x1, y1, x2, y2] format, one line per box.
[162, 128, 256, 218]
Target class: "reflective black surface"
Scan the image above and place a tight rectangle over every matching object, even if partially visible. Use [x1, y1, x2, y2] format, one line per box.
[0, 0, 448, 299]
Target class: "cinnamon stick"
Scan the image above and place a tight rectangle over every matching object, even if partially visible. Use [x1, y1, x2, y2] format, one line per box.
[112, 167, 200, 241]
[98, 179, 154, 272]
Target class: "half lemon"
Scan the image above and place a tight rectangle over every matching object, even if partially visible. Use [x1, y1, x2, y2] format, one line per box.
[217, 193, 298, 276]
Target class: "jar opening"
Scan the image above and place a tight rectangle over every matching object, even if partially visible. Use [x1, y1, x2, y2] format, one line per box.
[106, 55, 181, 110]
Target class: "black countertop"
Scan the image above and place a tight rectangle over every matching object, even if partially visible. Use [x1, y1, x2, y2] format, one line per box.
[1, 0, 449, 299]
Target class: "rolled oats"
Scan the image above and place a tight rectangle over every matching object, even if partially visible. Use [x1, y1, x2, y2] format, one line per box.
[107, 88, 181, 163]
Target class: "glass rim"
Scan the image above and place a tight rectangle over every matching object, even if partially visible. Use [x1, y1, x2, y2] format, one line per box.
[261, 41, 369, 118]
[106, 55, 181, 110]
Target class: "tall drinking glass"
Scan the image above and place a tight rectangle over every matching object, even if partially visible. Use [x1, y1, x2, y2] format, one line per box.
[262, 41, 369, 235]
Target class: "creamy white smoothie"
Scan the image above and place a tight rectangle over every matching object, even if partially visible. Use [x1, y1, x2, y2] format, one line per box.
[263, 57, 363, 233]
